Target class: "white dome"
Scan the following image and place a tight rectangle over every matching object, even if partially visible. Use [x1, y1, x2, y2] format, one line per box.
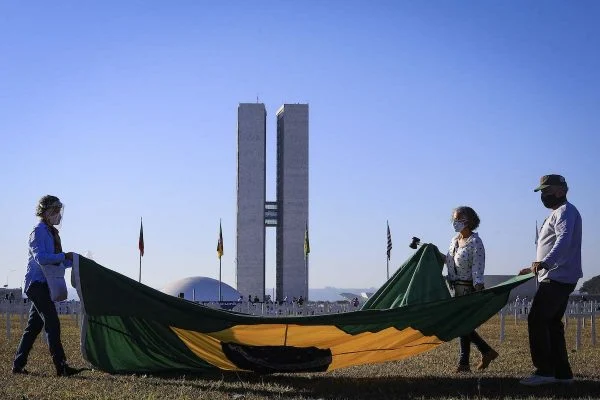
[160, 277, 241, 302]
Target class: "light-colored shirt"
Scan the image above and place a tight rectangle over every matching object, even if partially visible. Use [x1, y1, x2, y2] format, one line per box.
[445, 232, 485, 286]
[536, 201, 582, 284]
[24, 221, 71, 292]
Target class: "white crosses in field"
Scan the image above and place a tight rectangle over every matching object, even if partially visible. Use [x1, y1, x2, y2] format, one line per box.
[498, 299, 598, 349]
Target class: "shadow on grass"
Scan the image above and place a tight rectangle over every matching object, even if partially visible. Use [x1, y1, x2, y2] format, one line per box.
[237, 374, 599, 399]
[76, 370, 600, 399]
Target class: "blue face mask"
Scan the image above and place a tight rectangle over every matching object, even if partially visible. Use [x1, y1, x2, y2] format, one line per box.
[453, 220, 466, 233]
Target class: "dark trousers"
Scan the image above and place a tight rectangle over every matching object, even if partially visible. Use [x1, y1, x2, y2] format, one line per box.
[454, 283, 492, 365]
[459, 331, 492, 365]
[13, 281, 66, 370]
[528, 280, 575, 379]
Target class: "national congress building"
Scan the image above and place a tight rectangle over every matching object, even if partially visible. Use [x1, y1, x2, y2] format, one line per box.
[236, 103, 309, 302]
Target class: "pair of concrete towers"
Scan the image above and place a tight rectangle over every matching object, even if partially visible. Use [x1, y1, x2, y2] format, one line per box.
[236, 103, 309, 302]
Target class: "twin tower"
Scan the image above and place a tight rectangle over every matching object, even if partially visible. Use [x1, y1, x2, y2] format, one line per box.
[236, 103, 309, 302]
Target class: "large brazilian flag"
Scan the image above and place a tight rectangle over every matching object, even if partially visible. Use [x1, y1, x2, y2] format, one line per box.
[70, 244, 531, 374]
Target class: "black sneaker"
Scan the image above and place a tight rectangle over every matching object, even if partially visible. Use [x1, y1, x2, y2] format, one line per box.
[56, 363, 79, 377]
[12, 367, 29, 375]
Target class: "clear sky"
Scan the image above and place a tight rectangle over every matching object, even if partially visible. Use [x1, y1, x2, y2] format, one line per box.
[1, 1, 599, 294]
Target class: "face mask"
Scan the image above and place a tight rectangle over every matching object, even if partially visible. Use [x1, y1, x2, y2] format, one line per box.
[541, 193, 566, 209]
[46, 211, 62, 226]
[453, 220, 466, 233]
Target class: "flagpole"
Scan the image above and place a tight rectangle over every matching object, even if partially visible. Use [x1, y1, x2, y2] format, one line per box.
[305, 253, 309, 300]
[386, 257, 389, 280]
[218, 218, 223, 302]
[304, 222, 310, 301]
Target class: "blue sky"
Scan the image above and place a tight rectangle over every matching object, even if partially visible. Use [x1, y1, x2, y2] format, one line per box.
[1, 1, 599, 293]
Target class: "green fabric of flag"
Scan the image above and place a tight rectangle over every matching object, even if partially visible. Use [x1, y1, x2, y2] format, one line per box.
[71, 244, 531, 374]
[362, 244, 450, 309]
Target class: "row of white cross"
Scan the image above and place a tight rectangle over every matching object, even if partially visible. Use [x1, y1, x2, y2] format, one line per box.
[498, 300, 598, 349]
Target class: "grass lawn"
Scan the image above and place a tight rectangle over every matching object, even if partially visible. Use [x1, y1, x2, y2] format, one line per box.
[1, 314, 598, 399]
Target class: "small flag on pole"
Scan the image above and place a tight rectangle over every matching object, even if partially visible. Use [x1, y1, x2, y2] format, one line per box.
[304, 223, 310, 258]
[217, 220, 224, 259]
[387, 221, 392, 260]
[139, 217, 144, 257]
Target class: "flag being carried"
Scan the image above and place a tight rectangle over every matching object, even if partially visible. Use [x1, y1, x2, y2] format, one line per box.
[70, 243, 532, 375]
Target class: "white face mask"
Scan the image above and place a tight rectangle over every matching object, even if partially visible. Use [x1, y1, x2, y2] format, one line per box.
[453, 220, 467, 233]
[45, 210, 62, 226]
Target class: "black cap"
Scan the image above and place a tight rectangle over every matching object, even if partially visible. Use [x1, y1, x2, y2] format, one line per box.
[534, 174, 567, 192]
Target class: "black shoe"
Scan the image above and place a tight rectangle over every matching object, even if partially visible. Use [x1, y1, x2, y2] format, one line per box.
[56, 363, 79, 377]
[477, 349, 499, 370]
[455, 364, 471, 373]
[12, 367, 29, 375]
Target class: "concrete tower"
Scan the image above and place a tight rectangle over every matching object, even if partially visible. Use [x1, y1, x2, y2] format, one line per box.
[276, 104, 309, 301]
[236, 103, 266, 300]
[236, 103, 309, 302]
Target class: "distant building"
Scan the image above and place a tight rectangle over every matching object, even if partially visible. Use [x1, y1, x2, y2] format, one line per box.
[161, 277, 241, 302]
[339, 292, 374, 302]
[236, 103, 309, 302]
[236, 103, 267, 302]
[275, 104, 309, 302]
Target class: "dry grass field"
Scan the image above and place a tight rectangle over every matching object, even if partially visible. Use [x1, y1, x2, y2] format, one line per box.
[1, 313, 598, 399]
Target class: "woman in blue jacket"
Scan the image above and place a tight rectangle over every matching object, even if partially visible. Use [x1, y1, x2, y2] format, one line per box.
[12, 195, 78, 377]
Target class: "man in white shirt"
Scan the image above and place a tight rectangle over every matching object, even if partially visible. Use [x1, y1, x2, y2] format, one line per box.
[519, 174, 582, 386]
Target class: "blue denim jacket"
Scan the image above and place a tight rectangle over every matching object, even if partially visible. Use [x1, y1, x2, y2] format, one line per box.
[24, 221, 72, 292]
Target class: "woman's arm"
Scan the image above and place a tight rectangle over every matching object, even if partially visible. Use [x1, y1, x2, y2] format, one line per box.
[471, 237, 485, 287]
[446, 252, 457, 281]
[29, 226, 66, 266]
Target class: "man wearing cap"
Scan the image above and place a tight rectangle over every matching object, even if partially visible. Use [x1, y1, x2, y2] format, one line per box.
[519, 175, 582, 386]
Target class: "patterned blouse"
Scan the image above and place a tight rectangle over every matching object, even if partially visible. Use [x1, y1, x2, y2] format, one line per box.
[445, 232, 485, 286]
